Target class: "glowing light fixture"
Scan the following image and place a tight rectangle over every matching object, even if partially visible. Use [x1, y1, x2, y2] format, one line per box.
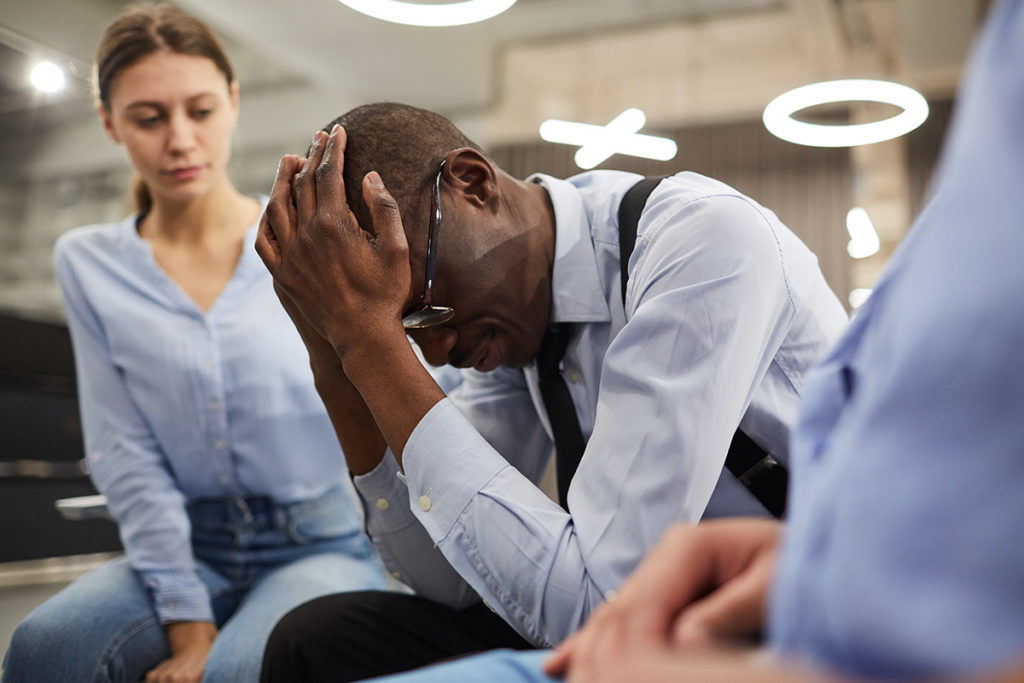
[30, 61, 65, 93]
[846, 207, 880, 259]
[763, 79, 928, 147]
[848, 288, 873, 309]
[337, 0, 517, 26]
[539, 108, 677, 170]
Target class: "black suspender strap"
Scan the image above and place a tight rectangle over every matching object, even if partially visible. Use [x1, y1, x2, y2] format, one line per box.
[617, 176, 664, 303]
[617, 176, 788, 518]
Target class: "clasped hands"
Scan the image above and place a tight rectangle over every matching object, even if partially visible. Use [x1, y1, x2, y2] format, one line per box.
[255, 124, 410, 367]
[546, 518, 789, 683]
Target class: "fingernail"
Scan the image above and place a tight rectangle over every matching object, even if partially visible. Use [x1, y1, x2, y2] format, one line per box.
[311, 130, 322, 146]
[330, 123, 341, 136]
[367, 171, 384, 188]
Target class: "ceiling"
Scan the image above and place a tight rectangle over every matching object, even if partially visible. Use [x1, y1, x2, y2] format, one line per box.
[0, 0, 986, 178]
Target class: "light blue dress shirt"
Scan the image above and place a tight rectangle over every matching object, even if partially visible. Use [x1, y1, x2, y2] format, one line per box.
[771, 0, 1024, 676]
[354, 170, 847, 646]
[53, 199, 364, 624]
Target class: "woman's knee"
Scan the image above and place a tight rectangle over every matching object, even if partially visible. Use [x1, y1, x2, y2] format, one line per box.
[3, 609, 69, 680]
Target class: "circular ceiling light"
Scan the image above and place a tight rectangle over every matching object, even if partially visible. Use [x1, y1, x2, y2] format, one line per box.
[763, 79, 928, 147]
[30, 61, 66, 93]
[338, 0, 517, 27]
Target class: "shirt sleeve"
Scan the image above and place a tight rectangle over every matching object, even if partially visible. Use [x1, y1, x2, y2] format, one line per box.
[400, 193, 799, 647]
[54, 242, 213, 624]
[354, 365, 551, 608]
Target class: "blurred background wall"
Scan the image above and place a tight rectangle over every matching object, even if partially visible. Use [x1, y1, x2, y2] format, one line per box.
[0, 0, 984, 320]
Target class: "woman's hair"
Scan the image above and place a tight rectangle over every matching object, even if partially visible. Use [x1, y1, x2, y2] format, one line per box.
[94, 2, 235, 213]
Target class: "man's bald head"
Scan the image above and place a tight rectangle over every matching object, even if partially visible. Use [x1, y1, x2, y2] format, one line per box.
[322, 102, 485, 235]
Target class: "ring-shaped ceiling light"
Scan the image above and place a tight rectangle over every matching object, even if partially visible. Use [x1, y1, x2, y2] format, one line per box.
[338, 0, 517, 27]
[763, 79, 929, 147]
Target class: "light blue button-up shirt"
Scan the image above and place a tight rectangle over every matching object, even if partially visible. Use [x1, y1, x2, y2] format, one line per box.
[771, 1, 1024, 676]
[53, 199, 362, 624]
[354, 170, 847, 646]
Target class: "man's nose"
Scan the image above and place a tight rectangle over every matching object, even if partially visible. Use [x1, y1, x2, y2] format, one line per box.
[411, 328, 458, 367]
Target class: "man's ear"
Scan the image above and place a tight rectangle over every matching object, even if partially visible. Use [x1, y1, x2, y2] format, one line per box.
[444, 148, 498, 209]
[98, 105, 122, 144]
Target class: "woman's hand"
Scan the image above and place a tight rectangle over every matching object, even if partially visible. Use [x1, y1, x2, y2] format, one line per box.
[144, 621, 217, 683]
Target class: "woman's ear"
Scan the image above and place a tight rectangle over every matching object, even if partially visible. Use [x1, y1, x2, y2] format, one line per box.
[98, 105, 122, 144]
[444, 148, 498, 209]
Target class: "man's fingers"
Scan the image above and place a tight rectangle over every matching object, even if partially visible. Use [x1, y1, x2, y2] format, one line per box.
[363, 172, 407, 250]
[254, 212, 281, 275]
[671, 552, 773, 648]
[265, 155, 303, 247]
[294, 130, 328, 225]
[315, 124, 347, 206]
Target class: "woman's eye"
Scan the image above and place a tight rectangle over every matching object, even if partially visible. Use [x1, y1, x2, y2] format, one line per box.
[192, 108, 213, 120]
[134, 116, 161, 128]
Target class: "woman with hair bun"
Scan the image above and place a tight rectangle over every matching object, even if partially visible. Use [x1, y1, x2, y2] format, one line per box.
[2, 4, 388, 682]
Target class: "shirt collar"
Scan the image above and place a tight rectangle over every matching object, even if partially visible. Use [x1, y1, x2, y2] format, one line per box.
[529, 173, 611, 324]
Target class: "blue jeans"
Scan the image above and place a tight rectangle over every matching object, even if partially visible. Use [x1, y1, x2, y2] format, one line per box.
[368, 650, 556, 683]
[2, 488, 388, 683]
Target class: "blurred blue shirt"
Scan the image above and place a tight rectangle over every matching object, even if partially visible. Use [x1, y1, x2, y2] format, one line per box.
[771, 0, 1024, 675]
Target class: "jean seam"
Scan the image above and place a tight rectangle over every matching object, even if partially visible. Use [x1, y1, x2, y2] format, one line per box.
[90, 614, 161, 683]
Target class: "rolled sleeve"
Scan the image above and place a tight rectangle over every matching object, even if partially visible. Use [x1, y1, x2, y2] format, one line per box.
[142, 569, 214, 624]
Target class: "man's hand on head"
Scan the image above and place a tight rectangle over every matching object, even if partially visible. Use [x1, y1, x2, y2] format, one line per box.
[255, 124, 412, 363]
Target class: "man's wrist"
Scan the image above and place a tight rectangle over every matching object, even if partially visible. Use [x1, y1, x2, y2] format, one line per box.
[333, 322, 409, 375]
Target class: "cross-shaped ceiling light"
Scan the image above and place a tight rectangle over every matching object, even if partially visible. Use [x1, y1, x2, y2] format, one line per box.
[539, 108, 677, 170]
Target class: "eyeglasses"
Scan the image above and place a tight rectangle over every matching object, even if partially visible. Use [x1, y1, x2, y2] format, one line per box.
[401, 160, 456, 330]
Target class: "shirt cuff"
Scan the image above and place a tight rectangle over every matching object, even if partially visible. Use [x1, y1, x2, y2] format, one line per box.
[141, 568, 214, 624]
[353, 451, 418, 536]
[402, 398, 510, 543]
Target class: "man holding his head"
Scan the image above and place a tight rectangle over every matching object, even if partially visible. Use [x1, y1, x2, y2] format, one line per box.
[255, 104, 847, 681]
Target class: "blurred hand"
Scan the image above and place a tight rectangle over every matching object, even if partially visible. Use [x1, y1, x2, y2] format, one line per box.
[255, 125, 411, 362]
[545, 518, 782, 683]
[144, 621, 217, 683]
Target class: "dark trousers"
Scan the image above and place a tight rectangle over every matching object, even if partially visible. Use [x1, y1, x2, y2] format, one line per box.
[260, 590, 535, 682]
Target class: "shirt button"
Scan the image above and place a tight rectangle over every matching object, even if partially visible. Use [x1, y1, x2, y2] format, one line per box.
[376, 498, 390, 511]
[220, 474, 231, 484]
[567, 369, 581, 383]
[418, 495, 432, 512]
[391, 571, 401, 580]
[214, 440, 225, 449]
[210, 401, 220, 411]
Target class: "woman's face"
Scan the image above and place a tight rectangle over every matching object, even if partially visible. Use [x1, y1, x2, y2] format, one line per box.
[101, 50, 239, 205]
